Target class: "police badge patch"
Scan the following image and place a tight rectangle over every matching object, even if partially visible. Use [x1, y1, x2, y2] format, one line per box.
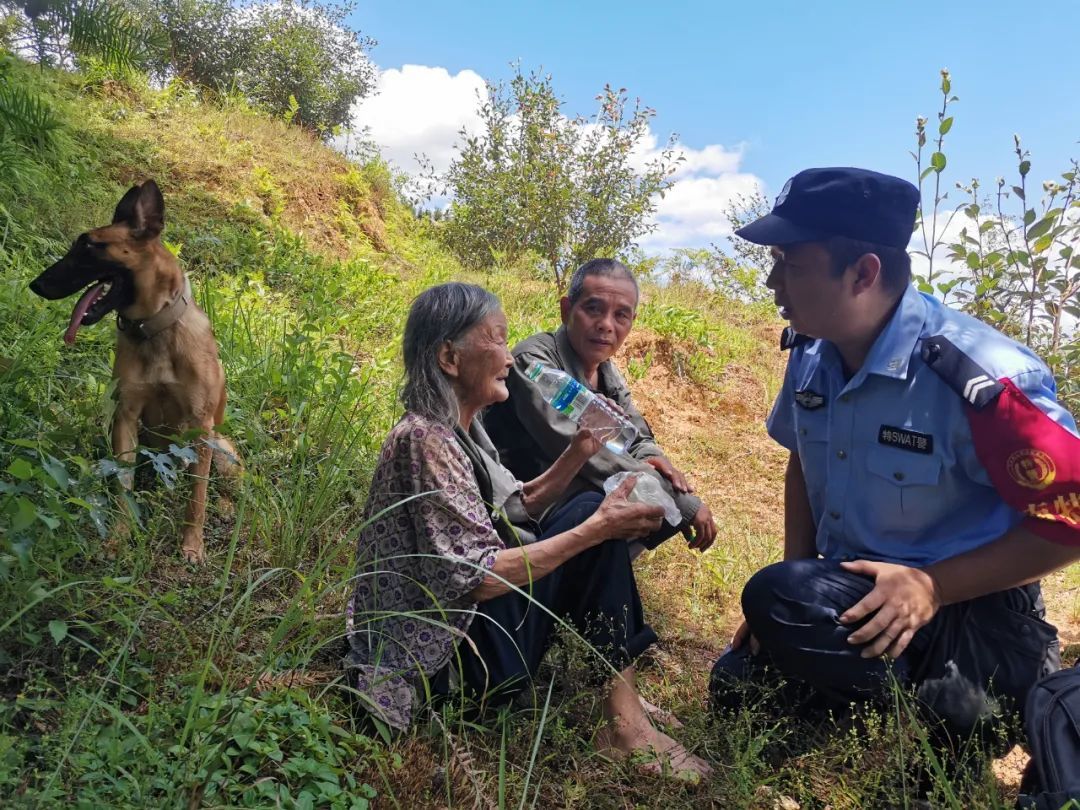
[775, 177, 793, 208]
[795, 389, 825, 410]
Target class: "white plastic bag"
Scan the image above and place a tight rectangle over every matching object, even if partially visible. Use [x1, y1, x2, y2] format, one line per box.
[602, 471, 682, 526]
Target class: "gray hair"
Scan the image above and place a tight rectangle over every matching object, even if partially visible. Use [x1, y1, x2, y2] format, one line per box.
[401, 282, 501, 426]
[566, 258, 639, 304]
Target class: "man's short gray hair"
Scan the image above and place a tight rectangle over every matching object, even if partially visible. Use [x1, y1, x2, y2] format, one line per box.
[566, 258, 639, 305]
[401, 282, 501, 427]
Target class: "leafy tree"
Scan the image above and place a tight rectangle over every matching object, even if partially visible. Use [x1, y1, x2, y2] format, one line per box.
[705, 190, 775, 301]
[662, 246, 772, 305]
[233, 1, 375, 138]
[131, 0, 245, 89]
[82, 0, 376, 138]
[425, 68, 681, 289]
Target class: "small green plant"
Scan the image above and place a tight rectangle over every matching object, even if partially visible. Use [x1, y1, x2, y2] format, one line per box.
[283, 92, 301, 125]
[626, 350, 653, 383]
[912, 70, 1079, 411]
[253, 166, 287, 221]
[0, 73, 60, 148]
[189, 690, 380, 809]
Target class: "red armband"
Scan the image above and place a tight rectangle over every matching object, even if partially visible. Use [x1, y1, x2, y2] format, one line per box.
[967, 379, 1080, 545]
[921, 334, 1079, 546]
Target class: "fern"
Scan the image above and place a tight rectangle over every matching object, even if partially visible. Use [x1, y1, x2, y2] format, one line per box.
[0, 136, 30, 181]
[8, 0, 160, 72]
[0, 135, 46, 254]
[0, 80, 58, 147]
[66, 0, 156, 72]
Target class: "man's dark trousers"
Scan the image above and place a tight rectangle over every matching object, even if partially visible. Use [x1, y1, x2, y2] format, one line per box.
[711, 559, 1060, 734]
[437, 492, 657, 712]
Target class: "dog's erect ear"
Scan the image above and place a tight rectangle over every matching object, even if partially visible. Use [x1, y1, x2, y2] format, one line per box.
[112, 185, 142, 225]
[112, 180, 165, 238]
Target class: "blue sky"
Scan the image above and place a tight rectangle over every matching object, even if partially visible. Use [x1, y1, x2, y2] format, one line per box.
[347, 0, 1080, 252]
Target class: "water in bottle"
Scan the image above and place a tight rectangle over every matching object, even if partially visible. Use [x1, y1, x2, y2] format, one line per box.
[525, 361, 638, 454]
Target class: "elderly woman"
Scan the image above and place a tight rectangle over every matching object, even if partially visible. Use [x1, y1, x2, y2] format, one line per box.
[347, 282, 711, 779]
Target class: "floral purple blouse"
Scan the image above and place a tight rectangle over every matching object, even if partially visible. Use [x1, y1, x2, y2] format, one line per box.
[345, 412, 504, 729]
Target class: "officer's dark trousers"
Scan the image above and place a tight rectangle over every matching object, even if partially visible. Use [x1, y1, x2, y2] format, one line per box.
[711, 559, 1059, 735]
[438, 492, 657, 711]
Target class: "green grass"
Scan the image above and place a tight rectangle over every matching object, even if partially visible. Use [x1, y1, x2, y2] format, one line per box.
[1, 54, 1076, 808]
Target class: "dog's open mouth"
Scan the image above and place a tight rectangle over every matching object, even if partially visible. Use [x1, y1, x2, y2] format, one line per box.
[64, 278, 125, 344]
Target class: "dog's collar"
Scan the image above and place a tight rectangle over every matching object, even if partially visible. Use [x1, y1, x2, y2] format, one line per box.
[117, 278, 192, 341]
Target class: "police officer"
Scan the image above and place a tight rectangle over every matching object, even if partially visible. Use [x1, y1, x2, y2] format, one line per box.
[710, 167, 1080, 734]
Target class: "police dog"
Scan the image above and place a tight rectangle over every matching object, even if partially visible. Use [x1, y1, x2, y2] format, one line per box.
[29, 180, 239, 563]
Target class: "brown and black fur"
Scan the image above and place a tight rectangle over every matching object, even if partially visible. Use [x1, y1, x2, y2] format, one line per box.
[29, 180, 239, 563]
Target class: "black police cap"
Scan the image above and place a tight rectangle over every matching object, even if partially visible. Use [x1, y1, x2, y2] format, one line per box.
[736, 167, 920, 249]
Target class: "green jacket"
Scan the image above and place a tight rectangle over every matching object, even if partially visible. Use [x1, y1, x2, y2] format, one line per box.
[484, 326, 702, 524]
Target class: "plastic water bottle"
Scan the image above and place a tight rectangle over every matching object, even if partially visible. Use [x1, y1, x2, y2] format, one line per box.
[525, 361, 638, 454]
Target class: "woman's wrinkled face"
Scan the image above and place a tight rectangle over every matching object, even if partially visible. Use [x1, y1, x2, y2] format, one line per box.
[453, 309, 514, 411]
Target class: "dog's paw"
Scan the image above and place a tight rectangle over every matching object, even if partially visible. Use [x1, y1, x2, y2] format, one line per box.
[181, 530, 206, 565]
[181, 544, 206, 565]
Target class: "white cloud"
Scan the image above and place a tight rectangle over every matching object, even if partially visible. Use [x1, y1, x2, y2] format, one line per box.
[345, 64, 487, 175]
[676, 143, 746, 178]
[641, 160, 763, 252]
[341, 63, 765, 252]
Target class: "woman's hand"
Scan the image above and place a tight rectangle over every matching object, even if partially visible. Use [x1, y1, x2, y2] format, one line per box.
[590, 475, 664, 542]
[597, 393, 627, 416]
[523, 430, 604, 517]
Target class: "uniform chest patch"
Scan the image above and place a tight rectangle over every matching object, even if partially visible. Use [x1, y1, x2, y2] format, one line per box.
[795, 389, 825, 410]
[878, 425, 934, 454]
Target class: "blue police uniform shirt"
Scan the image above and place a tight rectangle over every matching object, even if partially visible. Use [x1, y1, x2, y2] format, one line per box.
[767, 284, 1079, 566]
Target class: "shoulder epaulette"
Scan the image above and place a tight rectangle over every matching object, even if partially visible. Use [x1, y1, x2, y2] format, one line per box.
[780, 327, 812, 351]
[920, 335, 1005, 409]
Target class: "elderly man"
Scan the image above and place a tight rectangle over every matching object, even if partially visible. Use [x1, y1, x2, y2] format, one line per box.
[485, 258, 717, 555]
[710, 167, 1080, 737]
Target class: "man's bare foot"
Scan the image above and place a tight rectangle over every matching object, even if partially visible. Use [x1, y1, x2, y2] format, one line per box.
[639, 696, 684, 729]
[595, 717, 712, 783]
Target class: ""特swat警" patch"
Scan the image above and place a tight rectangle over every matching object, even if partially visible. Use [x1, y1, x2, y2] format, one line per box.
[878, 425, 934, 454]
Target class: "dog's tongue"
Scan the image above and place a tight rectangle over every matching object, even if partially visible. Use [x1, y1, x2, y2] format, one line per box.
[64, 283, 106, 345]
